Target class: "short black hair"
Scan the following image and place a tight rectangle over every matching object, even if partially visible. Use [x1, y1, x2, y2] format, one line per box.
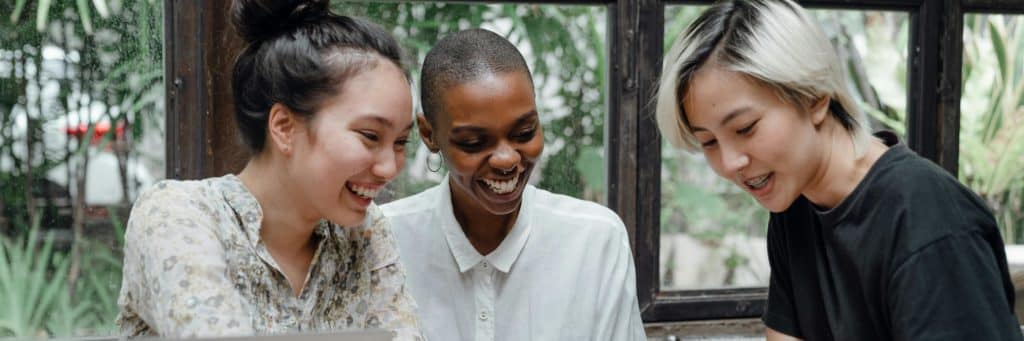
[419, 29, 533, 125]
[230, 0, 409, 152]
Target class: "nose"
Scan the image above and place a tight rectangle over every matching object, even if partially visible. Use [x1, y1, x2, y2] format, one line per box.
[372, 147, 402, 180]
[720, 142, 749, 174]
[489, 141, 521, 173]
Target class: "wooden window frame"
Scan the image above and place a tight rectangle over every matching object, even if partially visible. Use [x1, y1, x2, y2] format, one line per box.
[164, 0, 1024, 323]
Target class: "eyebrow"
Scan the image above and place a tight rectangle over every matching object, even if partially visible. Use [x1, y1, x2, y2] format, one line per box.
[362, 115, 394, 128]
[360, 115, 414, 131]
[689, 107, 751, 132]
[449, 110, 538, 134]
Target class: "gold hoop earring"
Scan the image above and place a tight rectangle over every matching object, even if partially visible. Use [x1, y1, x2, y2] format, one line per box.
[427, 152, 444, 173]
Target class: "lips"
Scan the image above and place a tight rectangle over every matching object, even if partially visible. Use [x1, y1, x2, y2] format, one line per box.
[743, 173, 772, 190]
[345, 182, 383, 200]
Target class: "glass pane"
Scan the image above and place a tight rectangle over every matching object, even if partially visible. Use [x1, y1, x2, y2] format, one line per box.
[659, 6, 909, 290]
[0, 0, 164, 337]
[960, 13, 1024, 321]
[331, 2, 609, 206]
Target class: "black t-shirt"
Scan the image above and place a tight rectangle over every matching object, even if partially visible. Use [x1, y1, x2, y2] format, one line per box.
[762, 132, 1021, 340]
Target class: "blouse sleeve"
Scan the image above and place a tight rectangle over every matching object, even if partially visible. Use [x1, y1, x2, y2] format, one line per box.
[120, 182, 254, 338]
[363, 205, 424, 340]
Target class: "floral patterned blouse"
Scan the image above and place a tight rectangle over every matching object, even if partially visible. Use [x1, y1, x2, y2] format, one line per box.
[116, 175, 423, 339]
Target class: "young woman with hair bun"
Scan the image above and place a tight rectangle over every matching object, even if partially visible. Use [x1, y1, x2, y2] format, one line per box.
[116, 0, 422, 338]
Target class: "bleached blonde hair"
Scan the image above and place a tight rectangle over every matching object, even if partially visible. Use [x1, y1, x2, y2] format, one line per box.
[655, 0, 871, 156]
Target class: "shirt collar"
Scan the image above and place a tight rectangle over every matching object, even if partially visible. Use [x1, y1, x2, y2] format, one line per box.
[220, 174, 265, 247]
[436, 176, 534, 274]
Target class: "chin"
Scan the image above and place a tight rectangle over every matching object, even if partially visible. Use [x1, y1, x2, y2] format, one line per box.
[758, 197, 797, 213]
[483, 200, 521, 216]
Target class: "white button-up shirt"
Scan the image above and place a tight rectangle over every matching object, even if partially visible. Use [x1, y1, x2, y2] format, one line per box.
[382, 179, 646, 341]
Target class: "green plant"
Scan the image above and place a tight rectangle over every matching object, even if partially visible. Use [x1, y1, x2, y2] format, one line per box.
[0, 214, 123, 337]
[0, 215, 70, 337]
[960, 15, 1024, 243]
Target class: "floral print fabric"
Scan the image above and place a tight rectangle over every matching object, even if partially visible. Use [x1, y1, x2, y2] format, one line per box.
[116, 175, 422, 339]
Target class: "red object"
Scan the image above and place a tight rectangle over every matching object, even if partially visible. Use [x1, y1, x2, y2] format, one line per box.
[63, 121, 126, 144]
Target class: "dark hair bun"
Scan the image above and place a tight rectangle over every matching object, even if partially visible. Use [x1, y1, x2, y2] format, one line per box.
[231, 0, 330, 43]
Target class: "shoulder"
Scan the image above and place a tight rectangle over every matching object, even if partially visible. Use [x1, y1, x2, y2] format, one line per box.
[869, 147, 992, 226]
[125, 178, 228, 245]
[129, 179, 223, 226]
[861, 148, 999, 257]
[529, 186, 628, 238]
[380, 184, 440, 219]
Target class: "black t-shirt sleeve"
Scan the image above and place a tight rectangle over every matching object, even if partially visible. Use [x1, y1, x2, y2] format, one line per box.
[888, 232, 1022, 341]
[762, 217, 802, 338]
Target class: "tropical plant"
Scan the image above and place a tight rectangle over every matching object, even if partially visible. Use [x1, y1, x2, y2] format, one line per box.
[960, 14, 1024, 243]
[0, 216, 71, 337]
[1, 0, 158, 336]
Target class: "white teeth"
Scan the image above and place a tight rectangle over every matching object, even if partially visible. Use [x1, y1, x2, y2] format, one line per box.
[347, 184, 381, 199]
[745, 174, 771, 189]
[482, 177, 518, 194]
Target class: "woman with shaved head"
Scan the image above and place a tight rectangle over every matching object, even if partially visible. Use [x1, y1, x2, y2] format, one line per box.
[383, 29, 646, 341]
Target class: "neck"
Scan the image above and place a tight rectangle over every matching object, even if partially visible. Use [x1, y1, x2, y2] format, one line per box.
[803, 124, 885, 209]
[237, 155, 319, 255]
[449, 180, 520, 255]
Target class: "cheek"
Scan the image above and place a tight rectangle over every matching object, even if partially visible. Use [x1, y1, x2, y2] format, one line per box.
[523, 136, 545, 161]
[317, 135, 374, 171]
[447, 151, 483, 177]
[702, 151, 730, 178]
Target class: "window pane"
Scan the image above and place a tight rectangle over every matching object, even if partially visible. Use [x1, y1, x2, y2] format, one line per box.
[960, 13, 1024, 321]
[0, 0, 164, 337]
[659, 7, 909, 290]
[332, 2, 609, 206]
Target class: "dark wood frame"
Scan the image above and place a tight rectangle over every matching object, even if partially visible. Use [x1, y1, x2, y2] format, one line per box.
[164, 0, 1024, 323]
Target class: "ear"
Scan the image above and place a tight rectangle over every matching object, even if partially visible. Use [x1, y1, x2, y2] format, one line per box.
[809, 96, 830, 127]
[267, 103, 298, 156]
[416, 113, 440, 153]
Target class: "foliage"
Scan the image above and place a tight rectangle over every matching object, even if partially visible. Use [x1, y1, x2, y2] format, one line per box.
[0, 215, 68, 337]
[0, 215, 121, 337]
[1, 0, 155, 336]
[960, 15, 1024, 243]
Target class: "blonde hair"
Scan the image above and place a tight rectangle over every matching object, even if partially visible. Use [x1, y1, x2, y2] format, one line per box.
[656, 0, 871, 156]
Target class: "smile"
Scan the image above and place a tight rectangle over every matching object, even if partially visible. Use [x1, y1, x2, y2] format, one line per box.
[744, 173, 772, 190]
[481, 176, 519, 194]
[346, 182, 382, 199]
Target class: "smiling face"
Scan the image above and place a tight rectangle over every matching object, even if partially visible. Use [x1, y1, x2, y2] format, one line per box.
[420, 71, 543, 216]
[683, 66, 829, 212]
[288, 59, 413, 226]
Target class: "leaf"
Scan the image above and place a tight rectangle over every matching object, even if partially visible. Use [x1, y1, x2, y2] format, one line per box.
[35, 0, 53, 32]
[989, 19, 1008, 84]
[10, 0, 27, 24]
[91, 0, 110, 18]
[77, 0, 95, 34]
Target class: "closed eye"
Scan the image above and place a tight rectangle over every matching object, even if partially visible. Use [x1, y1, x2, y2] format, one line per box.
[513, 128, 536, 142]
[737, 119, 759, 135]
[455, 139, 485, 151]
[700, 139, 717, 148]
[359, 130, 379, 142]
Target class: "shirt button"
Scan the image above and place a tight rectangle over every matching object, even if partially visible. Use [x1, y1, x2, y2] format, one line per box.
[482, 262, 489, 269]
[479, 311, 489, 321]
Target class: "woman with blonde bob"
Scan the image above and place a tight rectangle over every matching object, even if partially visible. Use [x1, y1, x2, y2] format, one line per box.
[657, 1, 1020, 340]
